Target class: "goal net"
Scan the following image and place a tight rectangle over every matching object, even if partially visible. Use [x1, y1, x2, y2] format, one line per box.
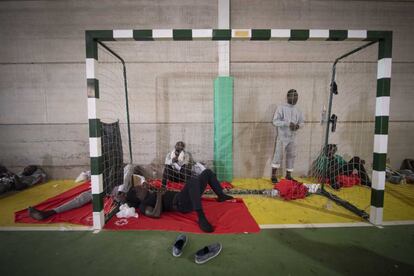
[94, 37, 378, 223]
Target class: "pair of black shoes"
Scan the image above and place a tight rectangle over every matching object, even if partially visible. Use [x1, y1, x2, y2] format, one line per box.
[172, 234, 222, 264]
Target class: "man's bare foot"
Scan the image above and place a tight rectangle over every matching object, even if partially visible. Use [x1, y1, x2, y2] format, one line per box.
[28, 206, 55, 220]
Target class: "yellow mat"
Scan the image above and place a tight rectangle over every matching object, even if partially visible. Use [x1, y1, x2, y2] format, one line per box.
[232, 178, 414, 225]
[1, 178, 413, 228]
[0, 180, 80, 227]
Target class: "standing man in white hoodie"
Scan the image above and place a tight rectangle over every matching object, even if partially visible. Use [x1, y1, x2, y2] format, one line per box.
[161, 141, 193, 187]
[271, 89, 304, 183]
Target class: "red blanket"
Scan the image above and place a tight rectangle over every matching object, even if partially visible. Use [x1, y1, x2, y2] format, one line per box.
[149, 179, 233, 191]
[15, 182, 106, 226]
[336, 174, 361, 187]
[15, 181, 259, 234]
[104, 197, 259, 233]
[319, 174, 361, 188]
[274, 179, 308, 200]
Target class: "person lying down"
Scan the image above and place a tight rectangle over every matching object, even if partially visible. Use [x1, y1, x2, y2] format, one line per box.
[28, 164, 233, 233]
[28, 164, 135, 222]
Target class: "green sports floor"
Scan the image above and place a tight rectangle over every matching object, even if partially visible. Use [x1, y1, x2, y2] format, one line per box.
[1, 179, 414, 275]
[1, 226, 414, 276]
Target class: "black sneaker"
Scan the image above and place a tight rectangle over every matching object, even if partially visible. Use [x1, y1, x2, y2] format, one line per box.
[217, 194, 234, 202]
[331, 182, 341, 190]
[172, 234, 187, 257]
[194, 243, 222, 264]
[285, 174, 295, 181]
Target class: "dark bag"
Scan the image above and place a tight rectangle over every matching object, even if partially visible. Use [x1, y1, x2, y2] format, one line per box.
[0, 164, 18, 193]
[17, 165, 47, 189]
[400, 159, 414, 171]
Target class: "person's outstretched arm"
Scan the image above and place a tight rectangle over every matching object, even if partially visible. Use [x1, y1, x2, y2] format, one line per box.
[144, 190, 163, 218]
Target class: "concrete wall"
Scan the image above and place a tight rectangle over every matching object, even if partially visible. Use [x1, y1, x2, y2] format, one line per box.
[0, 0, 413, 179]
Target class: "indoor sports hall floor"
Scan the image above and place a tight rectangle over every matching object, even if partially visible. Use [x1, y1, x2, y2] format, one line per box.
[0, 179, 413, 275]
[1, 178, 414, 228]
[0, 226, 414, 275]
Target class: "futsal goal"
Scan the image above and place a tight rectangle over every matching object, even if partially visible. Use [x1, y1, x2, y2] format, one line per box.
[85, 29, 392, 229]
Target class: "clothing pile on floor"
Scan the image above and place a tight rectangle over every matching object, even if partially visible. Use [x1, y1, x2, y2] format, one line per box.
[0, 164, 47, 195]
[273, 179, 320, 200]
[318, 174, 362, 189]
[386, 159, 414, 184]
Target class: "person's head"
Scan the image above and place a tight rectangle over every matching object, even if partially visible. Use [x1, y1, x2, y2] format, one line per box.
[133, 165, 144, 176]
[324, 144, 337, 157]
[287, 89, 298, 105]
[175, 141, 185, 153]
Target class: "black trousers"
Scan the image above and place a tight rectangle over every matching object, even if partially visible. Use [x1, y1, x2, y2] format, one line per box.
[161, 164, 191, 187]
[175, 169, 225, 213]
[326, 156, 371, 186]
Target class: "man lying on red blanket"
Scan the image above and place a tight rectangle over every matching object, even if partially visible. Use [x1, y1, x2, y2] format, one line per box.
[28, 164, 135, 221]
[28, 165, 233, 233]
[140, 167, 233, 232]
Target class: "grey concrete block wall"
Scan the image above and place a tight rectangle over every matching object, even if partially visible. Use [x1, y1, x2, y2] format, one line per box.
[0, 0, 218, 178]
[0, 0, 413, 179]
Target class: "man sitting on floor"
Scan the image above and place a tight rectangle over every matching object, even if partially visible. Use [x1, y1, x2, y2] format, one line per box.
[312, 144, 372, 189]
[161, 141, 193, 187]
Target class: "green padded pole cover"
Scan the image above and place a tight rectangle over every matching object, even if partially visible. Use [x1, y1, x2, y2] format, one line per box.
[214, 77, 233, 182]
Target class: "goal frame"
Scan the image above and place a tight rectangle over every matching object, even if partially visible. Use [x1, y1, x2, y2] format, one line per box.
[85, 28, 392, 229]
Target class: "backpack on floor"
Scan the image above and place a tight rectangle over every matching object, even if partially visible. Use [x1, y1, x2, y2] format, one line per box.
[400, 159, 414, 171]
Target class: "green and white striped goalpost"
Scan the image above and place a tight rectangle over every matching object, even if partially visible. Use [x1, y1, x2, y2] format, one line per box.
[85, 29, 392, 229]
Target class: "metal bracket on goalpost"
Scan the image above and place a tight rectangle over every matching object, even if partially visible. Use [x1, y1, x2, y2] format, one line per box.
[85, 29, 392, 229]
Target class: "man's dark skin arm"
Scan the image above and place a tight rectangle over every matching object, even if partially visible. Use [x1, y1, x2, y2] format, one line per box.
[144, 190, 164, 218]
[172, 149, 181, 163]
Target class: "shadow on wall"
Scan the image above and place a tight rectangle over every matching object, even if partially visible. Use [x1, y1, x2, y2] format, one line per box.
[149, 66, 339, 178]
[42, 154, 53, 169]
[332, 76, 375, 170]
[248, 104, 277, 178]
[155, 73, 171, 167]
[231, 64, 332, 178]
[152, 71, 215, 172]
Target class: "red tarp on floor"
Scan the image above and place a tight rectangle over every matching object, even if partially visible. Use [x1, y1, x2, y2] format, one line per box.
[15, 181, 260, 234]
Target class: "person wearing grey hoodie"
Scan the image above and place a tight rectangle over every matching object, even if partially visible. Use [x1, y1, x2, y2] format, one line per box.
[271, 89, 304, 183]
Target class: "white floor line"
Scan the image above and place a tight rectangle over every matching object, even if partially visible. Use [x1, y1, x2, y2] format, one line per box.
[260, 220, 414, 229]
[382, 220, 414, 225]
[0, 226, 93, 231]
[1, 221, 412, 232]
[260, 222, 372, 229]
